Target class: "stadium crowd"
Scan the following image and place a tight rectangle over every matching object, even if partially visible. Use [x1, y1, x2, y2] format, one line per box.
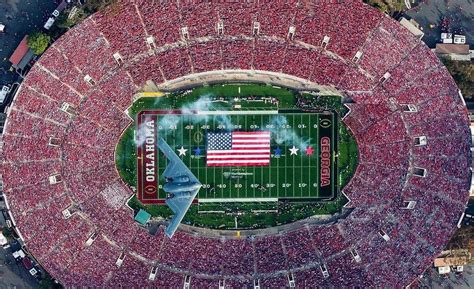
[0, 0, 470, 287]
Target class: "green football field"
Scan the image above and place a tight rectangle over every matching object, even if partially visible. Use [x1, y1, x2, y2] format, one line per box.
[137, 109, 337, 202]
[116, 83, 357, 229]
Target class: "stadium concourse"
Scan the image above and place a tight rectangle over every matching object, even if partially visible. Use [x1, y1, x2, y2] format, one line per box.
[0, 0, 471, 287]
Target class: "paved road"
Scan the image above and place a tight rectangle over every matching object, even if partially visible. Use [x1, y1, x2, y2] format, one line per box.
[0, 251, 36, 289]
[418, 265, 474, 289]
[0, 207, 38, 288]
[0, 0, 57, 85]
[404, 0, 474, 47]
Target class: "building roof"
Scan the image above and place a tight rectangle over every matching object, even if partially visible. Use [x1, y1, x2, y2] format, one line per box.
[399, 18, 424, 38]
[56, 0, 68, 12]
[134, 209, 151, 225]
[435, 43, 470, 55]
[9, 36, 29, 66]
[15, 49, 35, 70]
[434, 256, 470, 267]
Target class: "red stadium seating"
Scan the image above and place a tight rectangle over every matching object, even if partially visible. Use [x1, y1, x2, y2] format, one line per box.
[189, 40, 223, 72]
[0, 1, 470, 287]
[138, 1, 181, 45]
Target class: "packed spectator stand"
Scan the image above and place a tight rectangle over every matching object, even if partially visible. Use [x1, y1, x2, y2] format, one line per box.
[0, 0, 471, 287]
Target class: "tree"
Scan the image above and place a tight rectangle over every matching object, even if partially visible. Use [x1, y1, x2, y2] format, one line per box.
[364, 0, 390, 14]
[55, 8, 86, 29]
[83, 0, 118, 13]
[2, 226, 12, 240]
[39, 272, 62, 289]
[442, 58, 474, 99]
[27, 32, 51, 55]
[363, 0, 407, 15]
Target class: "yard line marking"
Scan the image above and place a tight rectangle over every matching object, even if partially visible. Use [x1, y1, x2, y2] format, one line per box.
[291, 115, 295, 197]
[307, 113, 310, 198]
[301, 113, 303, 197]
[285, 118, 288, 198]
[252, 115, 255, 199]
[260, 114, 263, 198]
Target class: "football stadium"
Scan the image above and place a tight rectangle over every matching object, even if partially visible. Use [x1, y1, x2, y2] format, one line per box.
[0, 0, 471, 287]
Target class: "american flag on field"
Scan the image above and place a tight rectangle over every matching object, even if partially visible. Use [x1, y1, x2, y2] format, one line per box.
[206, 131, 271, 167]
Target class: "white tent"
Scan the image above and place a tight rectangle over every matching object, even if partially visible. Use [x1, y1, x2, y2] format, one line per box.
[0, 24, 5, 33]
[12, 249, 25, 259]
[0, 232, 7, 246]
[438, 266, 451, 274]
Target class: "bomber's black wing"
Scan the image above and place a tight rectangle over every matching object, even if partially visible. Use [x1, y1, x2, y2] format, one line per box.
[158, 138, 199, 184]
[157, 138, 201, 238]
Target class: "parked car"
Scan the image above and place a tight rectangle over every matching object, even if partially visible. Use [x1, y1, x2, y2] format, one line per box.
[0, 231, 9, 249]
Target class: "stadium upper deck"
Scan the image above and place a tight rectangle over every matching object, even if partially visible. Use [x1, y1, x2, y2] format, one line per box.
[0, 0, 471, 287]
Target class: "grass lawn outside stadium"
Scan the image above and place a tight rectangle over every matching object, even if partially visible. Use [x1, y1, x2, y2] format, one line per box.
[116, 84, 358, 229]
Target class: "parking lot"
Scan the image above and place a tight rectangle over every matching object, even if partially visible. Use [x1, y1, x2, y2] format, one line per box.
[0, 0, 57, 85]
[405, 0, 474, 47]
[0, 204, 39, 288]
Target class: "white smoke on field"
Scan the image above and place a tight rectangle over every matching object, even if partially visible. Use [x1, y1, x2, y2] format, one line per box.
[267, 115, 311, 150]
[215, 114, 234, 129]
[134, 116, 154, 147]
[134, 114, 180, 147]
[134, 97, 310, 151]
[158, 114, 180, 132]
[180, 94, 233, 128]
[181, 94, 213, 116]
[153, 96, 162, 105]
[147, 96, 212, 139]
[139, 95, 234, 144]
